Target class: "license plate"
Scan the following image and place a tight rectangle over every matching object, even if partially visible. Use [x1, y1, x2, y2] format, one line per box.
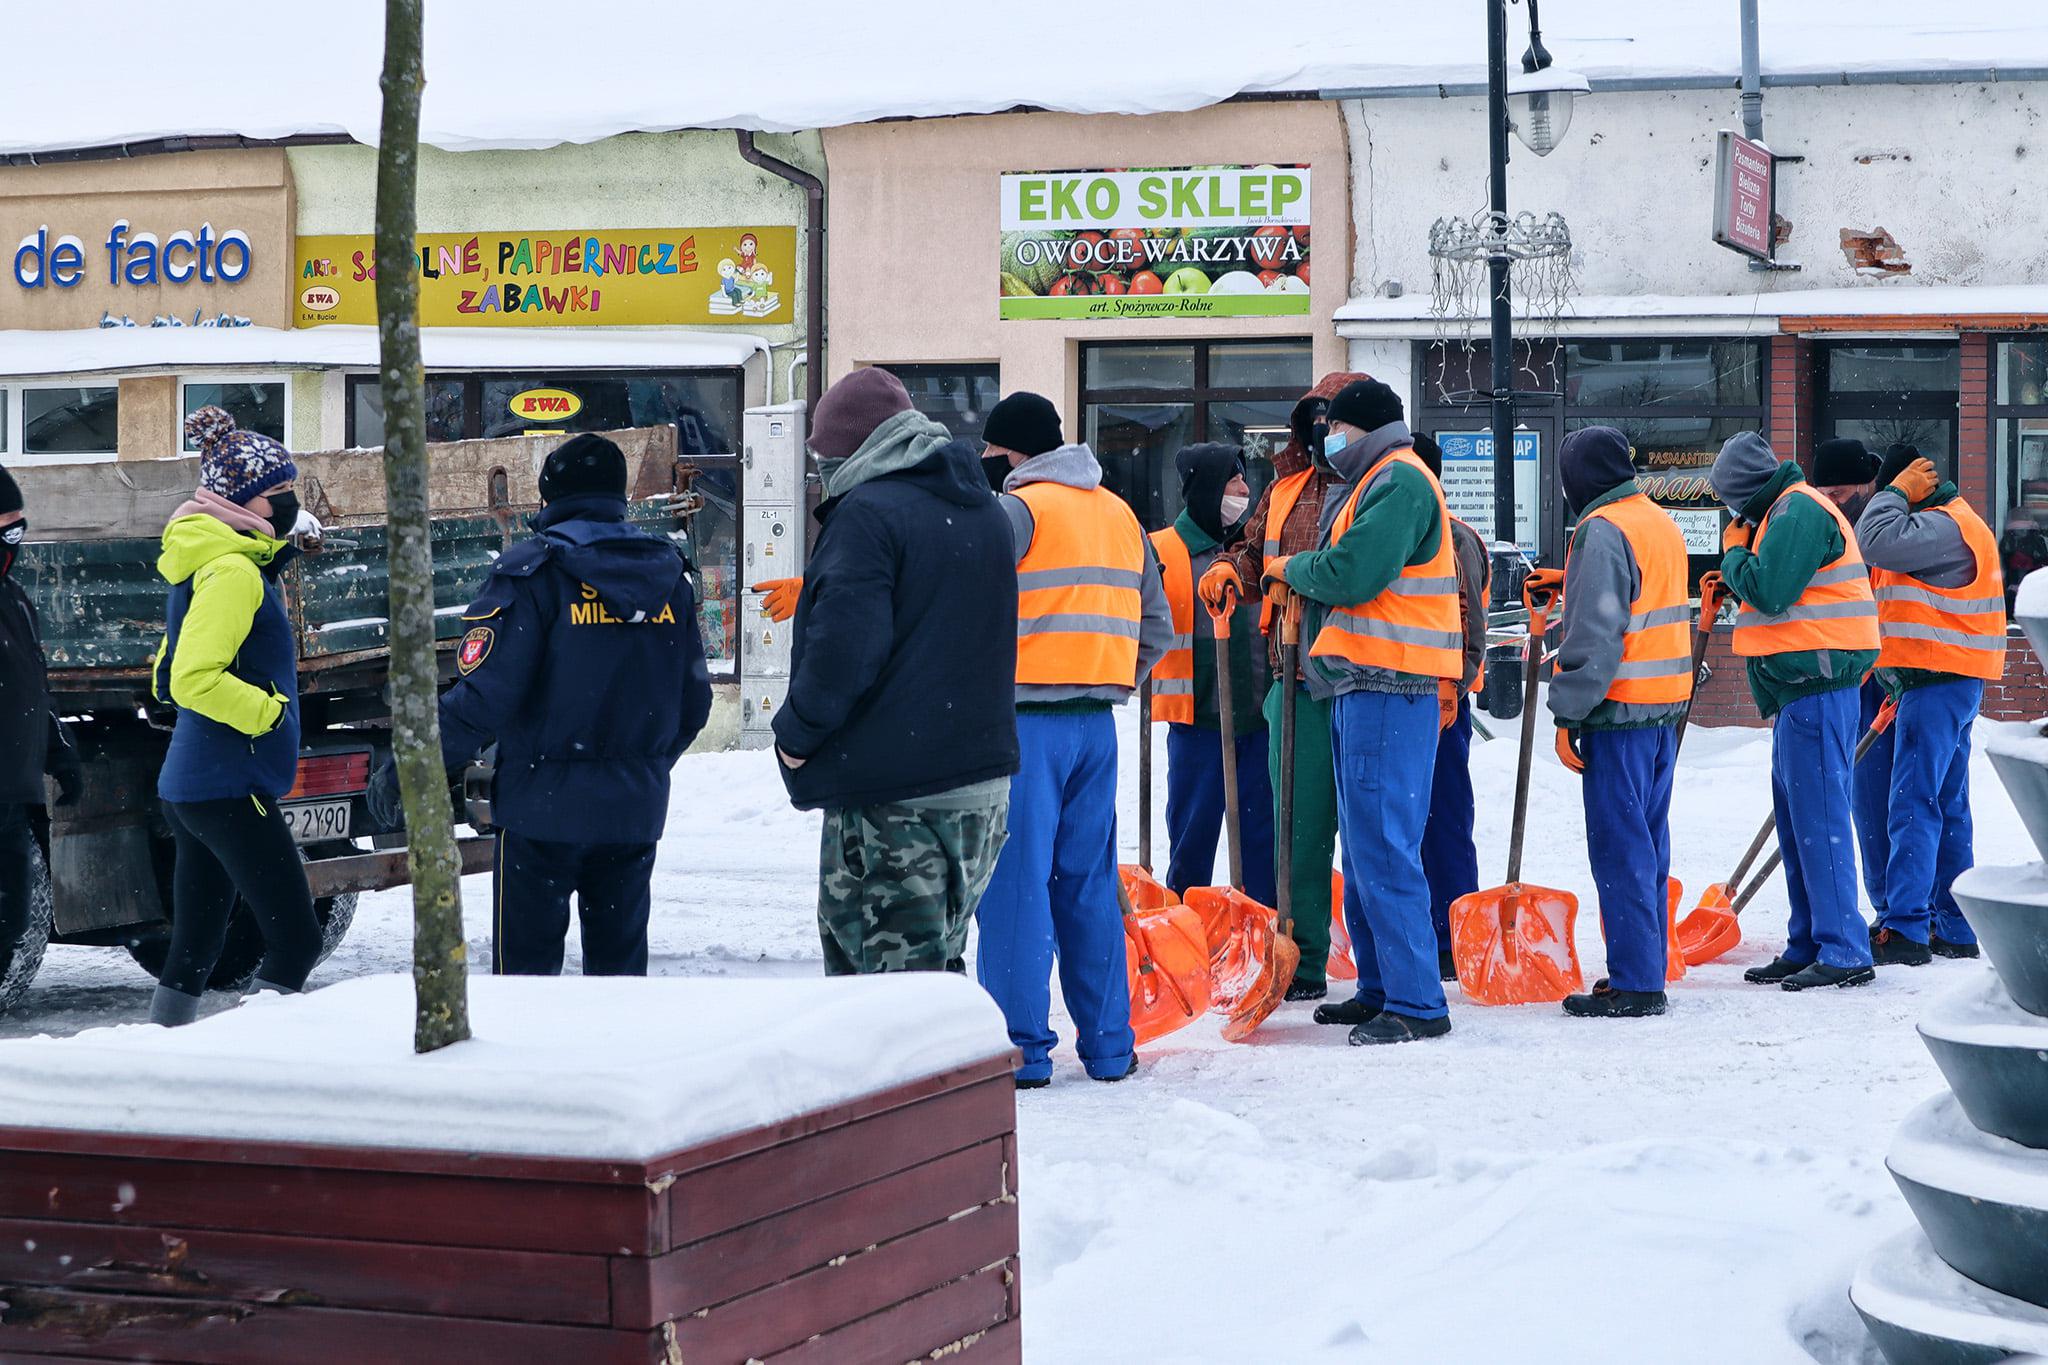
[282, 799, 351, 845]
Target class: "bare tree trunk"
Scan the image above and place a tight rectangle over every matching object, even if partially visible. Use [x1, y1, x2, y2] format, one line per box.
[377, 0, 470, 1054]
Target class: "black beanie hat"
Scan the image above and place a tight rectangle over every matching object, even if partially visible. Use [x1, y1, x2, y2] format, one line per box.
[1411, 432, 1444, 478]
[538, 432, 628, 502]
[0, 463, 20, 518]
[1812, 437, 1879, 487]
[1559, 425, 1638, 515]
[1174, 441, 1244, 542]
[982, 392, 1064, 459]
[1877, 441, 1936, 490]
[1325, 379, 1404, 434]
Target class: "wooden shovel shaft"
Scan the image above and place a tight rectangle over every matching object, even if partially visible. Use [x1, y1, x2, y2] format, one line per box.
[1670, 608, 1718, 753]
[1725, 813, 1778, 889]
[1215, 627, 1244, 892]
[1505, 601, 1550, 886]
[1276, 592, 1299, 933]
[1138, 679, 1153, 872]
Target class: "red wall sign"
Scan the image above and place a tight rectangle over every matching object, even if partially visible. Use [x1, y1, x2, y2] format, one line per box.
[1712, 130, 1775, 261]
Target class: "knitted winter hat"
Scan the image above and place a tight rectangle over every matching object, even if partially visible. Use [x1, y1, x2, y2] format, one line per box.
[1877, 441, 1939, 490]
[1411, 433, 1443, 478]
[1559, 425, 1638, 515]
[187, 407, 296, 506]
[1812, 437, 1879, 487]
[982, 392, 1064, 459]
[1710, 432, 1782, 517]
[810, 367, 914, 461]
[538, 432, 628, 502]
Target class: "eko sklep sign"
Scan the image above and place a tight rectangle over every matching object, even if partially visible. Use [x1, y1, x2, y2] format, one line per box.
[999, 166, 1311, 320]
[293, 226, 795, 327]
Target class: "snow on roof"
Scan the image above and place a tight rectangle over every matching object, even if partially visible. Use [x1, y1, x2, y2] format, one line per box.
[1336, 284, 2048, 331]
[0, 325, 766, 378]
[5, 2, 2047, 155]
[0, 973, 1012, 1159]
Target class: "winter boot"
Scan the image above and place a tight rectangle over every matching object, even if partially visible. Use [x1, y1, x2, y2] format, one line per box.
[1930, 936, 1980, 960]
[1870, 928, 1932, 967]
[1742, 957, 1805, 985]
[1348, 1011, 1451, 1046]
[1091, 1056, 1139, 1083]
[1438, 949, 1459, 982]
[149, 985, 202, 1028]
[1313, 998, 1378, 1027]
[1285, 980, 1328, 1003]
[1781, 962, 1876, 992]
[1562, 982, 1667, 1018]
[1014, 1076, 1051, 1092]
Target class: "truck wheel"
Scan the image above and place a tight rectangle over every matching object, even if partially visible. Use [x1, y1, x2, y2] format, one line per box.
[127, 841, 360, 992]
[0, 840, 53, 1014]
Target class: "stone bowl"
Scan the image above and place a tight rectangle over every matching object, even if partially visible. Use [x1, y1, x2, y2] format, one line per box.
[1888, 1094, 2048, 1312]
[1952, 863, 2048, 1018]
[1852, 1226, 2048, 1365]
[1919, 972, 2048, 1150]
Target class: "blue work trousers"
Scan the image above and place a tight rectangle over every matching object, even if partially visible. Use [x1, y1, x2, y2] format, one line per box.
[1772, 688, 1873, 969]
[1876, 678, 1981, 946]
[1423, 700, 1479, 951]
[1331, 689, 1446, 1020]
[975, 709, 1135, 1082]
[1581, 725, 1678, 993]
[1164, 722, 1277, 907]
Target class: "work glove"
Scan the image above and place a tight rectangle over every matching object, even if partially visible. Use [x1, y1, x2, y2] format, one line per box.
[367, 757, 404, 831]
[1198, 560, 1242, 612]
[1890, 457, 1939, 505]
[1721, 520, 1751, 553]
[1438, 679, 1460, 731]
[1555, 726, 1586, 775]
[1260, 554, 1293, 594]
[755, 576, 803, 624]
[1523, 567, 1564, 606]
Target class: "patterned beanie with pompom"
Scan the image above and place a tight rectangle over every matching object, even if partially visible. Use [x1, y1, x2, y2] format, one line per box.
[185, 406, 297, 505]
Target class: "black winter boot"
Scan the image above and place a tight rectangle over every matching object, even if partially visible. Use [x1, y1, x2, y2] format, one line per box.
[1870, 928, 1932, 967]
[1348, 1011, 1451, 1046]
[1438, 949, 1459, 982]
[1092, 1056, 1139, 1083]
[1285, 979, 1328, 1002]
[1743, 957, 1804, 985]
[1314, 998, 1377, 1027]
[1781, 962, 1876, 991]
[1015, 1076, 1050, 1092]
[1930, 936, 1980, 960]
[1562, 983, 1667, 1018]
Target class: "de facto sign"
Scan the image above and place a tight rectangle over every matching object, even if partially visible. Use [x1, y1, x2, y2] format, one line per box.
[12, 220, 253, 291]
[1712, 131, 1775, 262]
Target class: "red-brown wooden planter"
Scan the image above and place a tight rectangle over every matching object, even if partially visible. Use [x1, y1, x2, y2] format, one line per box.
[0, 1053, 1020, 1362]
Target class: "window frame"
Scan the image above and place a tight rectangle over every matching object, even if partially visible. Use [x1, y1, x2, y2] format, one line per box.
[177, 373, 293, 452]
[9, 378, 123, 465]
[1991, 335, 2048, 537]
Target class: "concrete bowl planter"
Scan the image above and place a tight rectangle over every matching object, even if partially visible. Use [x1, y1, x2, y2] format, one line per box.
[1852, 1227, 2048, 1365]
[1887, 1095, 2048, 1313]
[1952, 863, 2048, 1018]
[1985, 720, 2048, 865]
[1919, 972, 2048, 1150]
[0, 974, 1022, 1361]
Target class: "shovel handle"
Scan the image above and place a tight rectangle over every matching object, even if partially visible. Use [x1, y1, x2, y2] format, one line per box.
[1731, 846, 1782, 914]
[1726, 812, 1778, 888]
[1505, 594, 1552, 886]
[1274, 588, 1301, 936]
[1204, 578, 1240, 632]
[1116, 876, 1196, 1020]
[1215, 622, 1244, 892]
[1138, 679, 1153, 873]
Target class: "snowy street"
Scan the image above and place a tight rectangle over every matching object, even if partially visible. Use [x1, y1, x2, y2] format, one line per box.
[5, 700, 2013, 1364]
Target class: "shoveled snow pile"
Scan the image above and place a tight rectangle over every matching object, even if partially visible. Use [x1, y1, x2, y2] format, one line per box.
[0, 973, 1009, 1159]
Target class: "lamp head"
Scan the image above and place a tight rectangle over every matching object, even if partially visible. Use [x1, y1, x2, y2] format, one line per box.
[1507, 67, 1590, 157]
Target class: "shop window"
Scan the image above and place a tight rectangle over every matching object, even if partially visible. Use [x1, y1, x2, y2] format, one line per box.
[22, 386, 118, 458]
[1565, 340, 1760, 409]
[1821, 342, 1959, 469]
[344, 369, 743, 457]
[1080, 340, 1307, 530]
[181, 379, 288, 449]
[1993, 339, 2048, 606]
[685, 461, 739, 674]
[348, 378, 471, 449]
[1422, 339, 1560, 406]
[883, 364, 1000, 446]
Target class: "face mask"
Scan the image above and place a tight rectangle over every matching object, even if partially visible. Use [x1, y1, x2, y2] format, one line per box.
[1219, 493, 1251, 525]
[982, 453, 1012, 494]
[1323, 428, 1350, 460]
[263, 491, 299, 540]
[0, 518, 21, 577]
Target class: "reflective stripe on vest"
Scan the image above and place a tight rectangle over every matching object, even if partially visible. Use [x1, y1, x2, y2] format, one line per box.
[1257, 468, 1316, 635]
[1731, 484, 1881, 657]
[1870, 500, 2008, 680]
[1573, 492, 1694, 706]
[1013, 481, 1147, 688]
[1307, 450, 1464, 680]
[1148, 526, 1197, 723]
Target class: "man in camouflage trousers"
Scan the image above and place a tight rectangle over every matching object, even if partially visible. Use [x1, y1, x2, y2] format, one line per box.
[770, 369, 1021, 975]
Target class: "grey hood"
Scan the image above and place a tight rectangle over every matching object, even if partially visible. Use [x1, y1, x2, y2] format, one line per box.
[1711, 432, 1780, 517]
[1004, 442, 1104, 494]
[824, 408, 955, 498]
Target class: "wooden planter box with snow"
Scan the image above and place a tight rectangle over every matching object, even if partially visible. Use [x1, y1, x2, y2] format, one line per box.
[0, 974, 1021, 1362]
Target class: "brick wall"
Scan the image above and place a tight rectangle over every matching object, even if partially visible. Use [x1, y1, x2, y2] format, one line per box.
[1960, 332, 1991, 508]
[1986, 631, 2048, 721]
[1768, 336, 1814, 466]
[1684, 623, 2045, 729]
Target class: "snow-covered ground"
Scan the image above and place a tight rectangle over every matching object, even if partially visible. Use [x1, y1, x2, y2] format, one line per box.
[6, 699, 2028, 1364]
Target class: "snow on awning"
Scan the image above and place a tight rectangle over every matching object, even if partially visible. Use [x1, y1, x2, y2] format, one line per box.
[0, 326, 770, 379]
[1335, 285, 2048, 338]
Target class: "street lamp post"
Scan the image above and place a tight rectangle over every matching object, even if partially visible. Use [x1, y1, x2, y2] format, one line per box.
[1486, 0, 1516, 550]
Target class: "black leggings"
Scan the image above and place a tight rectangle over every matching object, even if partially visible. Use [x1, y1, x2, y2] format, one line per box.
[0, 804, 34, 960]
[161, 796, 321, 996]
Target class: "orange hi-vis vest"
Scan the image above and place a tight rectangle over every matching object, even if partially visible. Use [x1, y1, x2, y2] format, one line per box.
[1258, 468, 1315, 634]
[1147, 526, 1196, 723]
[1731, 483, 1881, 657]
[1871, 500, 2008, 680]
[1307, 449, 1463, 681]
[1013, 481, 1147, 688]
[1571, 493, 1694, 705]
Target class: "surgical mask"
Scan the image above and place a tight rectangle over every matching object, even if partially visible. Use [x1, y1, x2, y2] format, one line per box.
[263, 491, 299, 540]
[1219, 493, 1251, 525]
[0, 518, 22, 577]
[1323, 428, 1350, 459]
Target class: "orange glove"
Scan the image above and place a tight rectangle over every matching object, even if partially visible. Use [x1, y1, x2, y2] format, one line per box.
[1523, 567, 1564, 615]
[755, 576, 803, 623]
[1438, 679, 1460, 731]
[1198, 560, 1242, 613]
[1722, 520, 1751, 553]
[1891, 457, 1939, 505]
[1555, 726, 1586, 775]
[1697, 570, 1724, 623]
[1261, 554, 1294, 609]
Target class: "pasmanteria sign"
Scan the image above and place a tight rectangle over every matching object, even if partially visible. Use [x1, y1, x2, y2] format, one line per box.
[998, 165, 1311, 320]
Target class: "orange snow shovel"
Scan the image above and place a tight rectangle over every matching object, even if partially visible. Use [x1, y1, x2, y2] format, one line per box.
[1119, 873, 1212, 1046]
[1327, 872, 1357, 981]
[1450, 578, 1585, 1005]
[1675, 694, 1898, 966]
[1194, 577, 1294, 1042]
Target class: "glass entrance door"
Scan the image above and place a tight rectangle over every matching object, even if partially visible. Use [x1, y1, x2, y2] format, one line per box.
[1820, 342, 1960, 466]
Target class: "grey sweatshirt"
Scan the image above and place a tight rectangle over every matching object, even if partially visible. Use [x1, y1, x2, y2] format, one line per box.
[1854, 490, 1976, 590]
[1002, 443, 1172, 705]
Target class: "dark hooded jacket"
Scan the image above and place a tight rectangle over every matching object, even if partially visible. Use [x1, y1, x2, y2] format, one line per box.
[438, 493, 712, 843]
[774, 411, 1019, 810]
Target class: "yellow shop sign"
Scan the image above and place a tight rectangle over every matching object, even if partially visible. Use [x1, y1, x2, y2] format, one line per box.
[507, 387, 582, 422]
[293, 226, 795, 328]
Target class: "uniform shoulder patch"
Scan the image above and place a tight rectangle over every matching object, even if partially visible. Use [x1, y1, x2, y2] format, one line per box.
[457, 625, 495, 674]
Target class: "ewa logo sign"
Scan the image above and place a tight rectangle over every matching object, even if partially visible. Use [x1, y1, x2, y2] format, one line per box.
[507, 387, 582, 421]
[301, 285, 339, 310]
